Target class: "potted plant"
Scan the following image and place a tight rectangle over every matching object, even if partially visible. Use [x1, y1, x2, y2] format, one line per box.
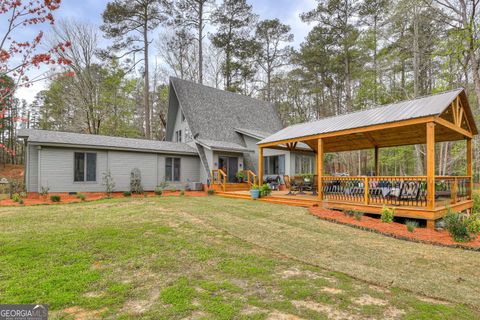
[236, 171, 246, 183]
[260, 184, 272, 197]
[250, 184, 260, 199]
[302, 173, 314, 183]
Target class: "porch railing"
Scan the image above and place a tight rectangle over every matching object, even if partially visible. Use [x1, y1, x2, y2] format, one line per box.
[321, 175, 471, 208]
[435, 176, 471, 205]
[212, 169, 227, 192]
[244, 170, 257, 186]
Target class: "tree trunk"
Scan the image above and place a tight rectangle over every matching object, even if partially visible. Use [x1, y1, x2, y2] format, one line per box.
[198, 1, 203, 84]
[144, 25, 151, 139]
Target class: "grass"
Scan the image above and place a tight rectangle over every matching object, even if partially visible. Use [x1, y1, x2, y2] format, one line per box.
[0, 197, 479, 319]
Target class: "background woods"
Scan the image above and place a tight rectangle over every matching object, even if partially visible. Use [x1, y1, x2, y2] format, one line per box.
[1, 0, 480, 182]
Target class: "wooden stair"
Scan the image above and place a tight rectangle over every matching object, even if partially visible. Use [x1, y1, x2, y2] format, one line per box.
[216, 191, 318, 208]
[210, 182, 250, 192]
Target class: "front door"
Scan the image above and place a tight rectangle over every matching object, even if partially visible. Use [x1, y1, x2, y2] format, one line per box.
[218, 156, 238, 183]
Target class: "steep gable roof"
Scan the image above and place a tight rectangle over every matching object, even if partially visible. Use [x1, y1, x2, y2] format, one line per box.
[168, 77, 283, 148]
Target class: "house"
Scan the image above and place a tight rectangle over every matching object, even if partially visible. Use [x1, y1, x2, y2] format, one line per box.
[19, 77, 312, 193]
[166, 77, 315, 184]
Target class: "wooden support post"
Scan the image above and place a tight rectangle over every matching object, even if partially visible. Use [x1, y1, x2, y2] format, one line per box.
[317, 138, 324, 200]
[258, 147, 263, 186]
[467, 138, 473, 199]
[426, 219, 435, 230]
[426, 122, 435, 210]
[374, 146, 379, 176]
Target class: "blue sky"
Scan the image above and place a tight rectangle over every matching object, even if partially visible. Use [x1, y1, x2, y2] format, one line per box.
[8, 0, 317, 102]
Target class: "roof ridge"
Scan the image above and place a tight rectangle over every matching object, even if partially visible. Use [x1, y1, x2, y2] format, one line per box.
[287, 88, 464, 127]
[169, 76, 274, 106]
[19, 128, 185, 145]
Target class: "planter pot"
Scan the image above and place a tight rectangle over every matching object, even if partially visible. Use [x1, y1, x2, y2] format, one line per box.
[250, 189, 260, 199]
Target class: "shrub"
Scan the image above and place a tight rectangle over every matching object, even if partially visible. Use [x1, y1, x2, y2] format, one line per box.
[154, 186, 163, 196]
[260, 184, 272, 197]
[8, 179, 24, 198]
[102, 171, 115, 197]
[130, 168, 143, 194]
[11, 193, 20, 202]
[207, 189, 215, 196]
[18, 199, 24, 205]
[406, 220, 418, 233]
[40, 186, 49, 200]
[19, 191, 27, 198]
[50, 195, 61, 202]
[77, 193, 86, 201]
[123, 191, 132, 197]
[344, 210, 354, 217]
[444, 210, 471, 242]
[473, 193, 480, 213]
[180, 190, 185, 196]
[467, 214, 480, 237]
[381, 206, 394, 223]
[171, 188, 177, 193]
[353, 210, 363, 221]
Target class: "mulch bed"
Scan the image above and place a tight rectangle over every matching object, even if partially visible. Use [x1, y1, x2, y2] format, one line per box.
[0, 191, 208, 207]
[309, 207, 480, 251]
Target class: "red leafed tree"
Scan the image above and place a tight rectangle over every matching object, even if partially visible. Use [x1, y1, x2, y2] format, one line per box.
[0, 0, 71, 165]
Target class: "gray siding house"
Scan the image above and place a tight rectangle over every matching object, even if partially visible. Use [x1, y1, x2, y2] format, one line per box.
[19, 77, 315, 193]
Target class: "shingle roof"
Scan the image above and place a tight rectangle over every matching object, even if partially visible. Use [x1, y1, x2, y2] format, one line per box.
[234, 127, 273, 140]
[18, 129, 198, 155]
[196, 139, 254, 152]
[170, 77, 283, 148]
[260, 88, 476, 145]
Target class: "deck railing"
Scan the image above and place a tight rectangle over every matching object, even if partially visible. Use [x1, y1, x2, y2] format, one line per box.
[321, 175, 471, 208]
[244, 170, 257, 186]
[435, 176, 471, 204]
[212, 169, 227, 192]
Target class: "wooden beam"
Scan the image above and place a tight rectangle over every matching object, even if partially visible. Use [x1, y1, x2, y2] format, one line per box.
[374, 146, 379, 176]
[363, 132, 377, 147]
[258, 147, 263, 186]
[467, 138, 473, 199]
[426, 122, 435, 210]
[434, 117, 472, 138]
[317, 139, 324, 200]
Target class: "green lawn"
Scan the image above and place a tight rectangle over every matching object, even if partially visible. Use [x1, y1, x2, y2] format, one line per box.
[1, 197, 479, 319]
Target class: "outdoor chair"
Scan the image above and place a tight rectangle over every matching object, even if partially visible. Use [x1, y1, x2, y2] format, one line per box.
[399, 181, 420, 201]
[293, 176, 306, 195]
[284, 175, 299, 195]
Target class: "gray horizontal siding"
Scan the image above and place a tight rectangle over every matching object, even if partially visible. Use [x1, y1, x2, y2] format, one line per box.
[27, 144, 39, 192]
[108, 151, 158, 191]
[29, 146, 202, 192]
[39, 147, 108, 192]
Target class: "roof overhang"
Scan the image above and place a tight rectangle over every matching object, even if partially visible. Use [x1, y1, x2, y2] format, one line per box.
[25, 141, 199, 156]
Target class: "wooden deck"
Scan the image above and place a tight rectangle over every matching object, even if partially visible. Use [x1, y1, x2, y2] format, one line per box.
[216, 190, 473, 223]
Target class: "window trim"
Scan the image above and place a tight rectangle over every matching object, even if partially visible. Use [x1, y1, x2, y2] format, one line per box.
[175, 130, 182, 142]
[73, 152, 97, 183]
[165, 157, 181, 182]
[295, 154, 314, 175]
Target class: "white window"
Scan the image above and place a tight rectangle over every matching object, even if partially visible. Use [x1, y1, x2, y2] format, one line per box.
[165, 157, 181, 181]
[295, 154, 314, 174]
[175, 130, 182, 142]
[74, 152, 97, 182]
[263, 155, 285, 175]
